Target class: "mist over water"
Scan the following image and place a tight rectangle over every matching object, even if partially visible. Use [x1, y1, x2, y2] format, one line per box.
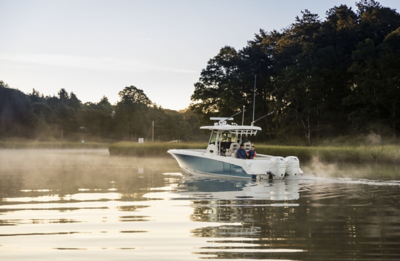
[1, 149, 400, 260]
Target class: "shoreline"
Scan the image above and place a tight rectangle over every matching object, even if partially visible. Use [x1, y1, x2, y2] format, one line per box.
[108, 142, 400, 164]
[1, 141, 399, 165]
[0, 141, 110, 149]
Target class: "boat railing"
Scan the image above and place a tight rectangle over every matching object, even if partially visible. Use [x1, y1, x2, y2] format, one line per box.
[251, 153, 280, 160]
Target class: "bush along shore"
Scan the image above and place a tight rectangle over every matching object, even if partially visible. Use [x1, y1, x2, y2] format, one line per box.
[0, 141, 109, 149]
[108, 142, 400, 164]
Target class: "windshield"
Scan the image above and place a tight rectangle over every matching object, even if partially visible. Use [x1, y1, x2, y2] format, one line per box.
[218, 131, 238, 143]
[209, 130, 217, 144]
[230, 132, 238, 143]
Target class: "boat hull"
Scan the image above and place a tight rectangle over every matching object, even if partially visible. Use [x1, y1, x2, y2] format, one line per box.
[168, 149, 288, 180]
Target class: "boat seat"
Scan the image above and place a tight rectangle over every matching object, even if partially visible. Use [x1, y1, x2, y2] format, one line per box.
[226, 143, 239, 157]
[231, 150, 237, 158]
[243, 142, 252, 151]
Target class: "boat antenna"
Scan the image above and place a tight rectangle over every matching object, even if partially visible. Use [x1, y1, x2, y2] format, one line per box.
[242, 105, 245, 126]
[252, 75, 256, 123]
[251, 111, 275, 126]
[219, 110, 242, 124]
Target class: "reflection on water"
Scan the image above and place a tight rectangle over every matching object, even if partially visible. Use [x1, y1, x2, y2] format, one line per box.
[178, 175, 301, 200]
[0, 149, 400, 260]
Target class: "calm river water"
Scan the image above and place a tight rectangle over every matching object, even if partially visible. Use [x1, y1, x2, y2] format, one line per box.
[1, 149, 400, 260]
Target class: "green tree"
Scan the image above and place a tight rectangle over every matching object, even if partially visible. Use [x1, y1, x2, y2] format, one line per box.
[118, 85, 152, 105]
[115, 86, 152, 139]
[356, 0, 400, 44]
[348, 28, 400, 137]
[0, 81, 34, 137]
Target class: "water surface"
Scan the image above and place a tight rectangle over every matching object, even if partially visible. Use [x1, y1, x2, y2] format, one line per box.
[1, 149, 400, 260]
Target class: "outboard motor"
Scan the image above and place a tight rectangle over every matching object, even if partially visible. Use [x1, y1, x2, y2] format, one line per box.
[285, 156, 300, 178]
[269, 156, 286, 180]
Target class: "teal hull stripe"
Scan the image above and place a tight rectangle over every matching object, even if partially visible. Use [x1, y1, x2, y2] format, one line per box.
[173, 153, 249, 178]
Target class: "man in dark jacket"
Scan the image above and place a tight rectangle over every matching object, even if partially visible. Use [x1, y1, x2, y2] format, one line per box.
[237, 144, 247, 159]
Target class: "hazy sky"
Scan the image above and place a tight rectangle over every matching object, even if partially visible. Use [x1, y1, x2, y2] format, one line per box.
[1, 0, 400, 110]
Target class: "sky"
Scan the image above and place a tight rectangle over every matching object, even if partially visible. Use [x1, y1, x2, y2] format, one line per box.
[1, 0, 400, 110]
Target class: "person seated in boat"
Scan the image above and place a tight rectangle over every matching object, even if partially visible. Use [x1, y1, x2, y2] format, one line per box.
[237, 144, 247, 159]
[247, 146, 256, 159]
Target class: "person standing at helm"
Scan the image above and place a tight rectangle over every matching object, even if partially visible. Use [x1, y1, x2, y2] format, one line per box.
[222, 137, 232, 153]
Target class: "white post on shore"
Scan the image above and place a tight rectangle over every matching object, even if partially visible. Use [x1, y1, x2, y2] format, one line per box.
[152, 121, 154, 142]
[253, 75, 256, 123]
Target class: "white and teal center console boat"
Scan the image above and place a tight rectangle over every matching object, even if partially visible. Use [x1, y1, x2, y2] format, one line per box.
[168, 117, 302, 180]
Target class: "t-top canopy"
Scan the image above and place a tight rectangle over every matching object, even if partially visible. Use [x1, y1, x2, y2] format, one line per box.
[210, 117, 234, 121]
[200, 125, 261, 131]
[200, 124, 261, 136]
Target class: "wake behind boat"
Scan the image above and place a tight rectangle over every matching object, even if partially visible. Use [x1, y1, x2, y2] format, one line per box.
[168, 115, 302, 180]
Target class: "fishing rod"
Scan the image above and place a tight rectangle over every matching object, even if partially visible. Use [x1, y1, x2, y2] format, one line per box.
[251, 111, 275, 126]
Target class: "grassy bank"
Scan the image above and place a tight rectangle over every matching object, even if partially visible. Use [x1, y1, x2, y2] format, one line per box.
[0, 141, 109, 149]
[109, 142, 400, 164]
[255, 144, 400, 164]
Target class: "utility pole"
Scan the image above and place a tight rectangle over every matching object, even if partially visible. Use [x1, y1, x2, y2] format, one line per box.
[242, 105, 245, 126]
[253, 75, 256, 123]
[152, 121, 154, 142]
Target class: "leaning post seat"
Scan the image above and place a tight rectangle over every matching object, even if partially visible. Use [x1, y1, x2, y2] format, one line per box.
[243, 142, 251, 151]
[231, 151, 237, 158]
[230, 143, 239, 151]
[227, 143, 239, 157]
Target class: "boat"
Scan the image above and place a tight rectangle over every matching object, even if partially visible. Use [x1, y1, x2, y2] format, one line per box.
[168, 115, 302, 180]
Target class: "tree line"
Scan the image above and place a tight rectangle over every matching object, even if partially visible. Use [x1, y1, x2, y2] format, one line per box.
[191, 0, 400, 145]
[0, 82, 203, 142]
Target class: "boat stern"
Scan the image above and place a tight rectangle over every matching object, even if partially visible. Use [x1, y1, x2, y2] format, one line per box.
[244, 156, 286, 180]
